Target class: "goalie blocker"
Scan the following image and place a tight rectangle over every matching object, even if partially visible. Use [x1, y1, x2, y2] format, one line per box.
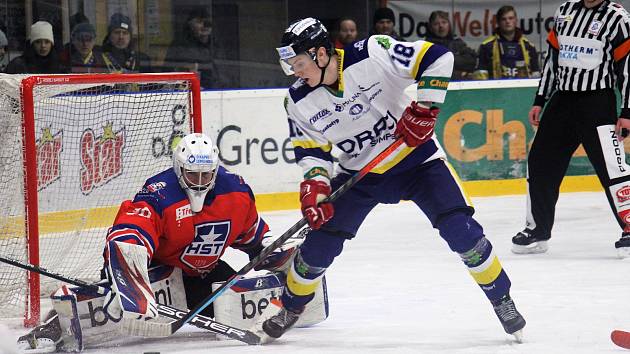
[23, 265, 328, 352]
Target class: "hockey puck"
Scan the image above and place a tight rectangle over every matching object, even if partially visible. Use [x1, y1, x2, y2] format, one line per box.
[622, 128, 629, 138]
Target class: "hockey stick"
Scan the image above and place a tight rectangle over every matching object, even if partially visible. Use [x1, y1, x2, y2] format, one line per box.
[0, 255, 260, 345]
[165, 137, 406, 335]
[612, 330, 630, 349]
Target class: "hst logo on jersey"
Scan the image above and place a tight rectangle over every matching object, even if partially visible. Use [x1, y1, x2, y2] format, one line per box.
[180, 221, 231, 270]
[36, 127, 63, 191]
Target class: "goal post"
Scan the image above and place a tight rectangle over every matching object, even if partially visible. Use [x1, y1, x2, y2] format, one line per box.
[0, 73, 202, 327]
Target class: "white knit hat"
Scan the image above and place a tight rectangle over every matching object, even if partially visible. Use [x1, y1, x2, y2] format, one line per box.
[30, 21, 54, 44]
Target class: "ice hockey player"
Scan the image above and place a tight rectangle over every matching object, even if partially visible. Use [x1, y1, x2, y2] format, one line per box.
[16, 133, 326, 352]
[251, 18, 527, 343]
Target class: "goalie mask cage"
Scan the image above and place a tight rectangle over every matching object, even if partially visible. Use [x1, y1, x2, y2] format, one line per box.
[0, 73, 202, 327]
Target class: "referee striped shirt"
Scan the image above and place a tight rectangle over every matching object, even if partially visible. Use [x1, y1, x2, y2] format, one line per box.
[535, 0, 630, 117]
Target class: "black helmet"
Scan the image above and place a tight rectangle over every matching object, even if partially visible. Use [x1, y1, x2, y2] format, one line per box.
[276, 18, 333, 75]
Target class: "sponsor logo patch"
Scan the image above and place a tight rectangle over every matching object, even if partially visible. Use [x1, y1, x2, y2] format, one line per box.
[617, 185, 630, 203]
[588, 20, 603, 36]
[36, 127, 63, 191]
[176, 205, 193, 221]
[80, 122, 125, 195]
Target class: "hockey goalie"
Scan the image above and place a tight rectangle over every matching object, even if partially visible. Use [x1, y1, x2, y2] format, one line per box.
[17, 133, 328, 353]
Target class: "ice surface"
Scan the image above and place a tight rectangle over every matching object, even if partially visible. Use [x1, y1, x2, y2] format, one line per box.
[6, 192, 630, 353]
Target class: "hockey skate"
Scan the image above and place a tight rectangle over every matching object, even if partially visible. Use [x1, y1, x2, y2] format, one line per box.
[511, 229, 549, 254]
[250, 299, 301, 344]
[491, 294, 526, 342]
[16, 310, 63, 353]
[615, 232, 630, 259]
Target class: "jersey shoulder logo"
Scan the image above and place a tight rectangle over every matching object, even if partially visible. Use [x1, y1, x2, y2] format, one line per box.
[180, 221, 231, 271]
[588, 20, 603, 36]
[374, 36, 392, 49]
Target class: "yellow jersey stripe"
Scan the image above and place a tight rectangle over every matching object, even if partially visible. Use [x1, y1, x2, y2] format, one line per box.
[292, 140, 333, 152]
[370, 146, 414, 174]
[411, 42, 433, 79]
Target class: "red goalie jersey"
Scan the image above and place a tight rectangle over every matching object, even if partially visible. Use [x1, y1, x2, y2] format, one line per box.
[105, 166, 269, 276]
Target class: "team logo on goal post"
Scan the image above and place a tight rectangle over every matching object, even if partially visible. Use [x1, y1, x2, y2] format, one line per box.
[37, 126, 63, 191]
[80, 122, 125, 194]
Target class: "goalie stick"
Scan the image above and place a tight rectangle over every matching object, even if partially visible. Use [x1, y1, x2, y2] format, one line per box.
[612, 330, 630, 349]
[0, 255, 261, 345]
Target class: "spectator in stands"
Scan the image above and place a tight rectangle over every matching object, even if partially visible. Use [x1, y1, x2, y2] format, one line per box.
[102, 13, 151, 73]
[0, 29, 8, 72]
[164, 6, 221, 89]
[425, 11, 477, 81]
[61, 22, 107, 73]
[369, 7, 400, 40]
[334, 17, 358, 48]
[473, 5, 540, 80]
[6, 21, 65, 74]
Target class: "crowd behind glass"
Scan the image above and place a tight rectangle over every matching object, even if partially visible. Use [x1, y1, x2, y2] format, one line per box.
[0, 2, 548, 90]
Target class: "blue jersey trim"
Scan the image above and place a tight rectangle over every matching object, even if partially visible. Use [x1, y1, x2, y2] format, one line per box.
[342, 39, 370, 70]
[294, 146, 334, 164]
[289, 80, 318, 104]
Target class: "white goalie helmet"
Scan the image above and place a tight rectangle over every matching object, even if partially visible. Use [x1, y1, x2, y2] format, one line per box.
[173, 133, 220, 212]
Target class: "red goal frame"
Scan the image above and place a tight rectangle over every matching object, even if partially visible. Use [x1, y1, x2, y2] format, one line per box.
[18, 73, 202, 326]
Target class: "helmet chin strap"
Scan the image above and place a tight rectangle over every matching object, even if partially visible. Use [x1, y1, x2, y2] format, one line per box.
[312, 49, 333, 87]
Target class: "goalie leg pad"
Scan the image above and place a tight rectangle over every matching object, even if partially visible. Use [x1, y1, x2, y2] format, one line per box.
[43, 265, 186, 350]
[212, 271, 328, 332]
[105, 241, 158, 320]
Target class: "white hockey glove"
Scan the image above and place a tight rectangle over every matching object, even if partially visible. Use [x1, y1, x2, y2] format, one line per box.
[254, 227, 308, 273]
[103, 241, 158, 322]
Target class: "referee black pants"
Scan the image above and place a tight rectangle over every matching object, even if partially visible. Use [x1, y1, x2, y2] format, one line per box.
[526, 89, 630, 239]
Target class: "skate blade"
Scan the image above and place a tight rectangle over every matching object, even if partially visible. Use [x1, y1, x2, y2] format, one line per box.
[511, 329, 524, 343]
[511, 241, 548, 254]
[249, 300, 283, 345]
[616, 247, 630, 259]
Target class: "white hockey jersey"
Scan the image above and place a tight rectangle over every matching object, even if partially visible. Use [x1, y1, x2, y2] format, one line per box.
[285, 35, 454, 181]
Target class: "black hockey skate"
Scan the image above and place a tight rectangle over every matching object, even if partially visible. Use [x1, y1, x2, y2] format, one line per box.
[16, 310, 63, 353]
[262, 306, 302, 339]
[511, 229, 549, 254]
[615, 232, 630, 258]
[491, 294, 526, 342]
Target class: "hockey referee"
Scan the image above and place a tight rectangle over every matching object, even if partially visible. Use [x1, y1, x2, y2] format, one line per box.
[511, 0, 630, 257]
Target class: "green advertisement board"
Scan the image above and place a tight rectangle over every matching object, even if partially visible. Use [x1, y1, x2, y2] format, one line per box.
[436, 85, 601, 181]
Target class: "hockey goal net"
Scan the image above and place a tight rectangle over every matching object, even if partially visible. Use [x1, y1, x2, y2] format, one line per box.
[0, 73, 202, 326]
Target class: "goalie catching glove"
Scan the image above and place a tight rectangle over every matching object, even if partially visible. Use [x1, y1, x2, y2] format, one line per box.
[394, 101, 439, 147]
[103, 240, 158, 322]
[254, 228, 308, 273]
